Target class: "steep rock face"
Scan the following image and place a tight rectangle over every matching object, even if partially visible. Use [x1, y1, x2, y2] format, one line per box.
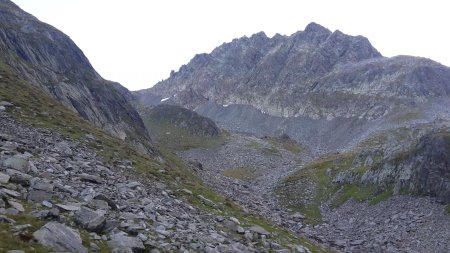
[360, 131, 450, 203]
[0, 0, 150, 145]
[136, 22, 450, 121]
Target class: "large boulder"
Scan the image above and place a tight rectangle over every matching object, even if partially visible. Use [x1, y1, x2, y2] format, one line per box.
[74, 206, 106, 232]
[107, 233, 145, 253]
[33, 222, 88, 253]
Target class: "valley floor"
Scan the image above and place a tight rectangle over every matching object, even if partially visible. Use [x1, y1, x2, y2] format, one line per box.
[180, 133, 450, 253]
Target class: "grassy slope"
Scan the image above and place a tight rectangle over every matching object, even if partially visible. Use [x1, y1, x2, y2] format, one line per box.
[276, 153, 392, 225]
[0, 63, 331, 252]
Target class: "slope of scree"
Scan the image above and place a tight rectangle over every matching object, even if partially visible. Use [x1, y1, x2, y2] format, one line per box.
[0, 0, 151, 149]
[0, 60, 328, 253]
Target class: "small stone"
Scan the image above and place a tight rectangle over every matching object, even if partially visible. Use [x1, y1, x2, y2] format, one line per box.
[138, 233, 148, 242]
[8, 200, 25, 212]
[90, 242, 101, 252]
[249, 225, 270, 236]
[79, 173, 103, 184]
[236, 226, 245, 234]
[229, 217, 240, 225]
[0, 172, 10, 184]
[56, 203, 81, 211]
[289, 212, 305, 221]
[0, 101, 13, 107]
[181, 189, 193, 195]
[2, 188, 21, 198]
[42, 200, 53, 208]
[55, 141, 73, 157]
[126, 181, 141, 189]
[0, 215, 16, 223]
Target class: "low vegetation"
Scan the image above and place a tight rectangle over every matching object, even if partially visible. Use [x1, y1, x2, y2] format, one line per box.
[222, 166, 258, 180]
[277, 152, 394, 225]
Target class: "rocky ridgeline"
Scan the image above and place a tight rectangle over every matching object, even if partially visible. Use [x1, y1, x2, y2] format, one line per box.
[0, 109, 312, 253]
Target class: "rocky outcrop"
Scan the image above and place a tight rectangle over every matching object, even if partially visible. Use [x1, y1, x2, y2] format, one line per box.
[359, 131, 450, 203]
[0, 0, 150, 145]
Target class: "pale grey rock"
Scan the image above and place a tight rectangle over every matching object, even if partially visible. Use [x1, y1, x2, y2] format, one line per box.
[0, 172, 10, 184]
[33, 222, 88, 253]
[248, 225, 270, 236]
[107, 233, 145, 253]
[55, 141, 73, 157]
[8, 200, 25, 212]
[3, 156, 29, 172]
[79, 173, 104, 184]
[56, 203, 81, 211]
[1, 188, 21, 198]
[74, 206, 106, 232]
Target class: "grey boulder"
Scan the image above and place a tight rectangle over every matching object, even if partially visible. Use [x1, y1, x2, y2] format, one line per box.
[33, 221, 88, 253]
[74, 206, 106, 232]
[108, 233, 145, 253]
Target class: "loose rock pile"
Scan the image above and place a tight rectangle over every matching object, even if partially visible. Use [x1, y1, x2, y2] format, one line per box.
[180, 133, 450, 253]
[0, 111, 311, 253]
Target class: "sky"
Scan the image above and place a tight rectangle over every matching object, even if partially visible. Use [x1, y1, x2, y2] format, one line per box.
[12, 0, 450, 91]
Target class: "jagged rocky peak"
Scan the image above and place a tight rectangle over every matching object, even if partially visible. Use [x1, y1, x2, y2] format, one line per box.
[0, 0, 151, 147]
[137, 22, 450, 123]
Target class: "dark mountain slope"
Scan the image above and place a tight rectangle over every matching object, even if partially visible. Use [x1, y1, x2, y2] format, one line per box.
[0, 0, 150, 147]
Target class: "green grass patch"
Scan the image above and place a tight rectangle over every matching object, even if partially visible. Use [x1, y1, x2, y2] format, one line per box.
[245, 141, 263, 150]
[277, 153, 354, 224]
[0, 208, 49, 253]
[142, 117, 226, 151]
[446, 204, 450, 214]
[222, 166, 258, 180]
[331, 184, 376, 208]
[267, 136, 303, 154]
[369, 189, 393, 205]
[262, 146, 281, 156]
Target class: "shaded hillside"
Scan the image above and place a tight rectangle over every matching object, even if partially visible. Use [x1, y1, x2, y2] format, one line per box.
[0, 0, 150, 147]
[140, 104, 224, 151]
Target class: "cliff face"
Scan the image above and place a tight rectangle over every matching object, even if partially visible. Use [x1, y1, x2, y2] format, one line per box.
[136, 22, 450, 121]
[0, 0, 150, 145]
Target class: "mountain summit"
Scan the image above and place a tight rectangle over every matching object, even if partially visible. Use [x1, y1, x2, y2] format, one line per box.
[136, 22, 450, 120]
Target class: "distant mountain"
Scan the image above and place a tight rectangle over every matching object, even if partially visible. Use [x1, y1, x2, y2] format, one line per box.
[135, 22, 450, 153]
[0, 0, 150, 147]
[136, 22, 450, 120]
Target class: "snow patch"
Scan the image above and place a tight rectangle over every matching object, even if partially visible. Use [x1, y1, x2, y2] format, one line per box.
[161, 97, 170, 102]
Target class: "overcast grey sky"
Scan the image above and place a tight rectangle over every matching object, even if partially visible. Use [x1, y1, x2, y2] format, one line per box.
[12, 0, 450, 91]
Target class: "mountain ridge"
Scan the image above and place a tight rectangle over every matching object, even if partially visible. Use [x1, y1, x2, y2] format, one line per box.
[135, 22, 450, 120]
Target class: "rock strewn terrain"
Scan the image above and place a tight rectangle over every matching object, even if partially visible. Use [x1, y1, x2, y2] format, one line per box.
[0, 110, 314, 253]
[179, 133, 450, 253]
